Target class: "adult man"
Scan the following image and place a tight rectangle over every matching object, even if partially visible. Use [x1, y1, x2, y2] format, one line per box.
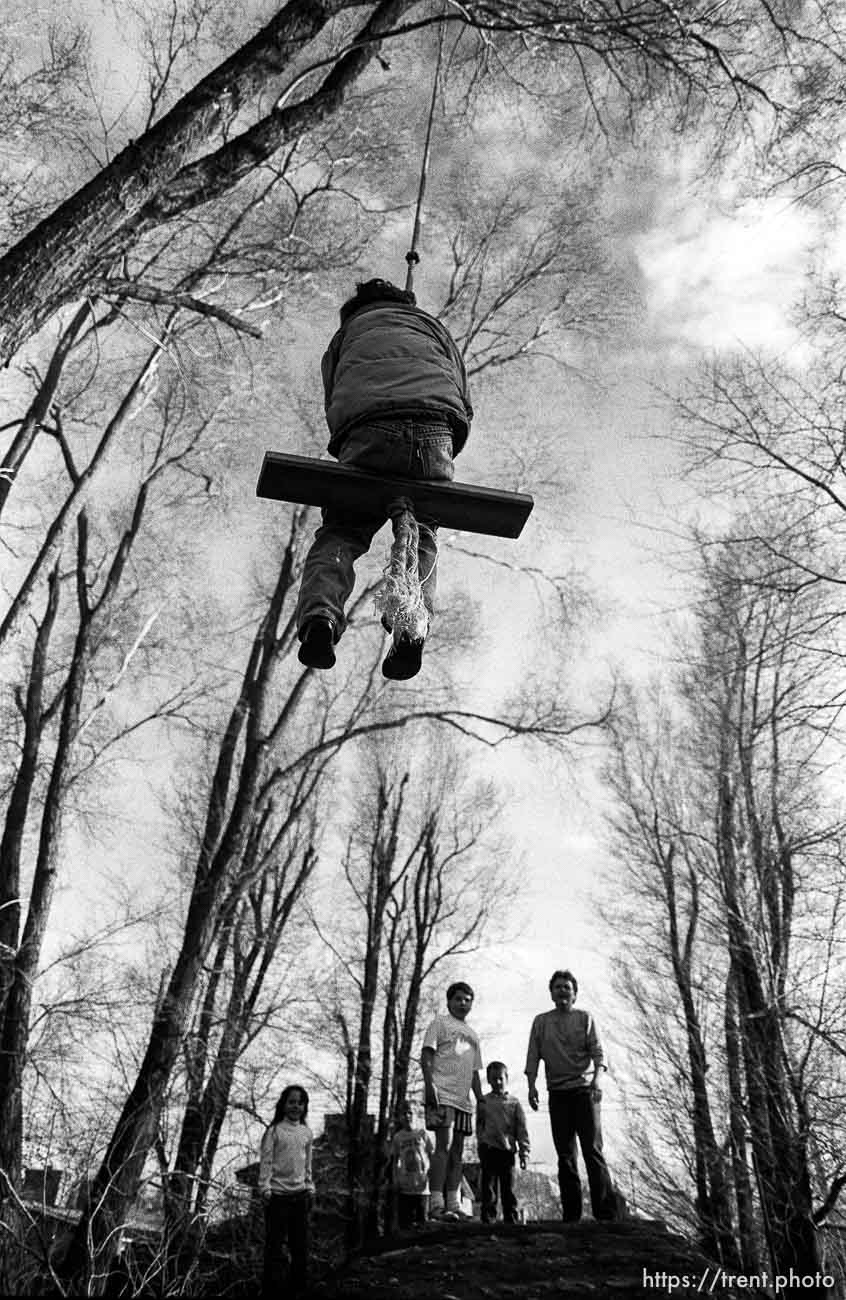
[296, 278, 473, 681]
[525, 969, 618, 1222]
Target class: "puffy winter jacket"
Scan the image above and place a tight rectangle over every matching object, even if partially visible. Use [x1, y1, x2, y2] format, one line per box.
[321, 300, 473, 457]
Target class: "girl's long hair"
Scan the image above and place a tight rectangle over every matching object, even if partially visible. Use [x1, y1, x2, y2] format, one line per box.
[271, 1084, 310, 1126]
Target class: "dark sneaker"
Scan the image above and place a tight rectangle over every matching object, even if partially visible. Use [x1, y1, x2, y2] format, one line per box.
[298, 616, 336, 669]
[381, 634, 424, 680]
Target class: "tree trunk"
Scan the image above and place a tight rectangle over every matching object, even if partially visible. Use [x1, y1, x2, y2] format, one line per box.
[0, 0, 409, 366]
[59, 538, 298, 1290]
[724, 967, 760, 1276]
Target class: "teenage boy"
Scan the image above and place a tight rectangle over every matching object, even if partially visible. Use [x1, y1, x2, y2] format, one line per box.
[477, 1061, 530, 1224]
[525, 969, 619, 1222]
[420, 981, 484, 1219]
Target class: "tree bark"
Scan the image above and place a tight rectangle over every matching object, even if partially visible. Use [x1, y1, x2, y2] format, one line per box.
[0, 0, 409, 365]
[59, 526, 300, 1290]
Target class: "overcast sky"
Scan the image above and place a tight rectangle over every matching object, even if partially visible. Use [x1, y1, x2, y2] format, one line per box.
[12, 0, 831, 1189]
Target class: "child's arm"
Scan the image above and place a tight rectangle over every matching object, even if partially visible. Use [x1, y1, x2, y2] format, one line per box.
[470, 1069, 484, 1105]
[420, 1046, 438, 1107]
[304, 1130, 315, 1194]
[258, 1127, 274, 1200]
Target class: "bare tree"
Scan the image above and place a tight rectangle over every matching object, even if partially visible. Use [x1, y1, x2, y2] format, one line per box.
[0, 1, 837, 366]
[309, 741, 511, 1245]
[603, 523, 846, 1285]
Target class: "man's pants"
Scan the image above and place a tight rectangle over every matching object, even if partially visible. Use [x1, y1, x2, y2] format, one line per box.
[479, 1145, 518, 1223]
[296, 419, 454, 639]
[548, 1088, 616, 1221]
[262, 1191, 309, 1296]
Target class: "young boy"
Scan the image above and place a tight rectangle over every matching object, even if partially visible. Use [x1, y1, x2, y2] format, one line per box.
[296, 278, 473, 681]
[420, 981, 484, 1220]
[388, 1100, 434, 1230]
[477, 1061, 530, 1224]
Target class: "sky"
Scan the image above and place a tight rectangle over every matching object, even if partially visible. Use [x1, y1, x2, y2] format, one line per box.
[6, 0, 832, 1200]
[255, 178, 822, 1180]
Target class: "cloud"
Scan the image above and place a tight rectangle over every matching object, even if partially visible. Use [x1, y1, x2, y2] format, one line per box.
[634, 196, 814, 354]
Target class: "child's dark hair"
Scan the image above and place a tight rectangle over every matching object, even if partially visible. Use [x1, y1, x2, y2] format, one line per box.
[339, 278, 416, 323]
[548, 969, 578, 995]
[272, 1084, 310, 1125]
[486, 1061, 508, 1081]
[446, 981, 474, 1002]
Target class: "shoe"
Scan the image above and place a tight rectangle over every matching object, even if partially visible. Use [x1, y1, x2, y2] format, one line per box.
[381, 613, 393, 633]
[381, 634, 424, 680]
[298, 616, 336, 669]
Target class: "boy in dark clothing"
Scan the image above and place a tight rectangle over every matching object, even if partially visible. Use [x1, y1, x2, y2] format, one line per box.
[476, 1062, 529, 1224]
[296, 278, 473, 681]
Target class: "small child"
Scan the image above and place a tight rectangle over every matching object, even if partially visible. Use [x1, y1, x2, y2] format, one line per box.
[420, 980, 484, 1219]
[258, 1084, 314, 1296]
[388, 1099, 435, 1229]
[477, 1061, 530, 1225]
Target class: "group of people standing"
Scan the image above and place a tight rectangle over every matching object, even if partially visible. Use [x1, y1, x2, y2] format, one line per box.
[258, 969, 620, 1295]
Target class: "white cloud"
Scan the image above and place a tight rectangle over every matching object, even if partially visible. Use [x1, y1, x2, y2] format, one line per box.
[635, 197, 815, 354]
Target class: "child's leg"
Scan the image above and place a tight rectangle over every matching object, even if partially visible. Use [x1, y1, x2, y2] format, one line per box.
[428, 1124, 451, 1213]
[480, 1149, 496, 1223]
[287, 1193, 310, 1290]
[415, 517, 440, 620]
[262, 1196, 286, 1299]
[501, 1152, 518, 1223]
[296, 508, 381, 638]
[444, 1130, 466, 1210]
[397, 1193, 413, 1230]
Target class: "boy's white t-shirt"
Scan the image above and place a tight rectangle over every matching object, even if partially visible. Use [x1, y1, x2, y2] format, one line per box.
[422, 1012, 483, 1112]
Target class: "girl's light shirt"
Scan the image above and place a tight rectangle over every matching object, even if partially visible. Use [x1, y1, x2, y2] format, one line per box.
[258, 1119, 314, 1195]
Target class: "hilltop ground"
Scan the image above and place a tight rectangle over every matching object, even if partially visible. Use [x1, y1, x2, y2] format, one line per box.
[305, 1218, 756, 1299]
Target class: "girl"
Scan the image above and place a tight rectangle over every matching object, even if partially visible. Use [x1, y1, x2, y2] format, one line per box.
[258, 1085, 314, 1296]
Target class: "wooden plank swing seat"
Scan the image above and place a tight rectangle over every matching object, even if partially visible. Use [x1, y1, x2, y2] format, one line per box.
[255, 452, 534, 539]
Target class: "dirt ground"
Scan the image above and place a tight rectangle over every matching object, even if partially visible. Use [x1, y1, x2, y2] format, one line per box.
[305, 1218, 751, 1298]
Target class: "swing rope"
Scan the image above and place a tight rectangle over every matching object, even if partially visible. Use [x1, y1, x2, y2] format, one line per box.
[404, 21, 446, 295]
[374, 497, 433, 643]
[376, 27, 447, 647]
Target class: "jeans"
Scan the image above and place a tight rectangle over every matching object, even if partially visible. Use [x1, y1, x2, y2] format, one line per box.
[296, 419, 455, 639]
[479, 1145, 518, 1223]
[548, 1089, 616, 1221]
[262, 1190, 309, 1296]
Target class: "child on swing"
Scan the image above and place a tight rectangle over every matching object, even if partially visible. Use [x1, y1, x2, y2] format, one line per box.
[296, 278, 473, 681]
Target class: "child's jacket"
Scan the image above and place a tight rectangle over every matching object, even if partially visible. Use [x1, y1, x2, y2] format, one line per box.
[477, 1091, 530, 1158]
[322, 301, 473, 456]
[390, 1126, 434, 1194]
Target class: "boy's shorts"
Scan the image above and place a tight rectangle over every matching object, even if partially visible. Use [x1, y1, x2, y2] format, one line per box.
[425, 1104, 473, 1135]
